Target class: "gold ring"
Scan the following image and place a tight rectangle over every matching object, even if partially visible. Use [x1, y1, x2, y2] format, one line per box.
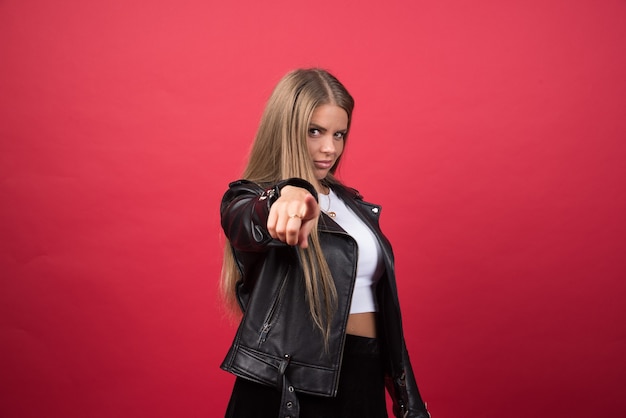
[288, 213, 301, 219]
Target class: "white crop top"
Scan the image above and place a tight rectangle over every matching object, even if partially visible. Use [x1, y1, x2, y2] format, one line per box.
[318, 189, 385, 314]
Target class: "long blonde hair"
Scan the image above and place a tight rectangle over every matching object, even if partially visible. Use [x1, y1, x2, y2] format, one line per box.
[220, 68, 355, 342]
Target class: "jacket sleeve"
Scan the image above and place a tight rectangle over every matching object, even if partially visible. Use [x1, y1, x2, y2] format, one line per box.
[385, 342, 431, 418]
[385, 341, 430, 418]
[220, 178, 319, 252]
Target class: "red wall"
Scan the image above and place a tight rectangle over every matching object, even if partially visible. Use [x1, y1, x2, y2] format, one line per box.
[1, 1, 625, 417]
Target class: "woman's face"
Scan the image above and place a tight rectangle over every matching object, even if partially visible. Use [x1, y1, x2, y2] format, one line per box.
[307, 104, 348, 181]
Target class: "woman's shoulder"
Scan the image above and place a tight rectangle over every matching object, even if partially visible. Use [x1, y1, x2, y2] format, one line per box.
[222, 179, 264, 201]
[227, 179, 263, 191]
[223, 178, 319, 203]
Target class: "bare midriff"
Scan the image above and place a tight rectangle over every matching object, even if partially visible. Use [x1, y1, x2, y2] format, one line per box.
[346, 312, 377, 338]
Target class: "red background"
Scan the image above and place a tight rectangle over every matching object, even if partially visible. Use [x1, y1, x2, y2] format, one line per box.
[1, 0, 625, 417]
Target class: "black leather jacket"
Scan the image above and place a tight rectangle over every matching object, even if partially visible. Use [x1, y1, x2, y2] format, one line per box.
[220, 178, 430, 418]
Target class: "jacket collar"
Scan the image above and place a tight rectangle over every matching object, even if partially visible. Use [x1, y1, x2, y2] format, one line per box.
[317, 184, 383, 234]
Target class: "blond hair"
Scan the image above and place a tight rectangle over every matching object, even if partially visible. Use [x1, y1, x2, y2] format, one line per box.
[220, 68, 355, 343]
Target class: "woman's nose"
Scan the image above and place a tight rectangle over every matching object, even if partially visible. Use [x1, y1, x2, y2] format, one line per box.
[320, 135, 335, 153]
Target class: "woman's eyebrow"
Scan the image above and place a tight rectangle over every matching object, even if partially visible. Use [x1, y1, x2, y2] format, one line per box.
[308, 123, 327, 132]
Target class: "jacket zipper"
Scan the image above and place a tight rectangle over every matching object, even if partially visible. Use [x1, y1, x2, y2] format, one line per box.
[258, 269, 289, 346]
[318, 225, 359, 396]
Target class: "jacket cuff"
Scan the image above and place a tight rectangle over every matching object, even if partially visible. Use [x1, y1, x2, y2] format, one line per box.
[261, 178, 319, 206]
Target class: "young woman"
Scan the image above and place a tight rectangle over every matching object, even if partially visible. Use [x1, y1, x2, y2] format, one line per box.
[220, 68, 430, 418]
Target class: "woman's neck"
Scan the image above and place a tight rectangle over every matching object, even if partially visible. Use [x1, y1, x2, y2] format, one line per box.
[317, 178, 331, 195]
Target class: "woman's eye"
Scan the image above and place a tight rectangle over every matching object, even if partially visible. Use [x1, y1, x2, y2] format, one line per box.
[308, 128, 321, 136]
[334, 132, 346, 140]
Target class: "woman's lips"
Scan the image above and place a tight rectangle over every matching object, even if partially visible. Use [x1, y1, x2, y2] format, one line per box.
[314, 160, 333, 169]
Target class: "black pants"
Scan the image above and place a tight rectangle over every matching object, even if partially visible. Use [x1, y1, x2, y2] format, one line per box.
[225, 334, 388, 418]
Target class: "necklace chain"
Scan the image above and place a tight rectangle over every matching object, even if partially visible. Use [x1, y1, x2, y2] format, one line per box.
[322, 189, 336, 218]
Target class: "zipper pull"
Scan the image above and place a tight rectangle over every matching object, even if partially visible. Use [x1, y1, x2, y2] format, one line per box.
[259, 323, 271, 344]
